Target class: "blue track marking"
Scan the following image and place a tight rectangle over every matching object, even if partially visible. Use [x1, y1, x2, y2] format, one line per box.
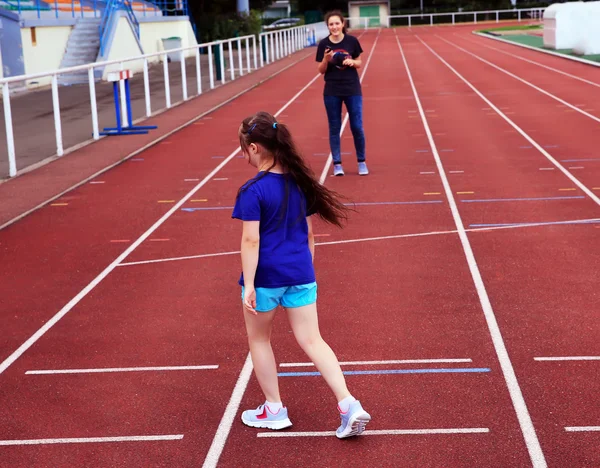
[278, 368, 491, 377]
[561, 158, 600, 162]
[469, 219, 600, 228]
[461, 196, 585, 203]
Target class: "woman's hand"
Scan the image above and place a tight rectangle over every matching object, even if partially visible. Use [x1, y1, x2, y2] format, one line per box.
[343, 57, 355, 67]
[243, 286, 257, 315]
[323, 48, 334, 63]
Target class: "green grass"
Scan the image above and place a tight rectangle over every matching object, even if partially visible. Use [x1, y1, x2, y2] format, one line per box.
[478, 24, 542, 33]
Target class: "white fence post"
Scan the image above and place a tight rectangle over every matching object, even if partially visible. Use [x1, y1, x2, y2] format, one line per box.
[143, 58, 151, 117]
[208, 45, 215, 89]
[228, 40, 235, 80]
[246, 37, 251, 73]
[163, 53, 171, 108]
[253, 35, 257, 70]
[181, 52, 188, 100]
[88, 68, 99, 140]
[219, 42, 225, 84]
[2, 83, 17, 177]
[51, 74, 64, 157]
[238, 38, 243, 76]
[196, 47, 202, 95]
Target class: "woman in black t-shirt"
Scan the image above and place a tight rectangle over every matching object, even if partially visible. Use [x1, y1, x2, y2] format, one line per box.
[316, 10, 368, 176]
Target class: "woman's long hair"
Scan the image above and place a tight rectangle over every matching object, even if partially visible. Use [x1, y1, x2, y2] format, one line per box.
[238, 111, 350, 228]
[325, 10, 347, 34]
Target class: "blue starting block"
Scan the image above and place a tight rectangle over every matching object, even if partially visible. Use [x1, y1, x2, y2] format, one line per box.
[100, 70, 157, 136]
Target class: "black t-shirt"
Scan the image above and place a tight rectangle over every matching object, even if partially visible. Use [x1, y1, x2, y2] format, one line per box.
[315, 34, 364, 97]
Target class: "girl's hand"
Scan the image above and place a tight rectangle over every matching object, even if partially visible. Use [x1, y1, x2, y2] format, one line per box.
[324, 48, 334, 62]
[343, 57, 355, 67]
[243, 286, 257, 315]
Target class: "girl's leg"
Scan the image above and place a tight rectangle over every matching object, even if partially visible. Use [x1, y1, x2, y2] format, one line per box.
[323, 95, 344, 165]
[243, 307, 280, 402]
[285, 303, 351, 402]
[344, 95, 366, 163]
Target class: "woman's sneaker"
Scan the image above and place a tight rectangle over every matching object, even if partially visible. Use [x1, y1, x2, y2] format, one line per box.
[336, 400, 371, 439]
[333, 164, 345, 176]
[358, 162, 369, 176]
[241, 403, 292, 430]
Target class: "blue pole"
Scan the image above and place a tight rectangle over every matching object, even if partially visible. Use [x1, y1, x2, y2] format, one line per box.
[124, 78, 133, 127]
[113, 81, 122, 131]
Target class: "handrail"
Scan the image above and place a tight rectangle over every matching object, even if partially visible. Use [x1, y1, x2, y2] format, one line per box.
[99, 0, 117, 57]
[0, 33, 256, 85]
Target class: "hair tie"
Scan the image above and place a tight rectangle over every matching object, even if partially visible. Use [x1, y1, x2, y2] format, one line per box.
[273, 122, 277, 129]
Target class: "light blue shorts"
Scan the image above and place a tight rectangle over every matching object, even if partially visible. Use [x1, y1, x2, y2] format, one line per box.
[241, 282, 317, 313]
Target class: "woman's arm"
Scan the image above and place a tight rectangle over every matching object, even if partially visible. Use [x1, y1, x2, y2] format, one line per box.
[318, 48, 334, 74]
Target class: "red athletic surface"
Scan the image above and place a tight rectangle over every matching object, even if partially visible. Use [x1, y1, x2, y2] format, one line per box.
[1, 25, 599, 467]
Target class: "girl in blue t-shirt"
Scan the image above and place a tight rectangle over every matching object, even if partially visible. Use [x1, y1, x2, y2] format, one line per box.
[316, 10, 368, 177]
[232, 111, 371, 438]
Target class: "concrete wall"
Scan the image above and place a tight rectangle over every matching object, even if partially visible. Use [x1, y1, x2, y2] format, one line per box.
[139, 17, 197, 60]
[21, 25, 72, 86]
[348, 2, 389, 28]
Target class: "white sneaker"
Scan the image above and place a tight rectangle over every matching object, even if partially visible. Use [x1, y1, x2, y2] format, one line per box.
[333, 164, 345, 176]
[358, 162, 369, 176]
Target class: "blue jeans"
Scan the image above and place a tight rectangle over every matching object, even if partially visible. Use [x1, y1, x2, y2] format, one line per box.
[323, 95, 366, 164]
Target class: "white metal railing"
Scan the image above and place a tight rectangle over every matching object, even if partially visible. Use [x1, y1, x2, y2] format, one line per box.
[1, 23, 321, 178]
[388, 7, 546, 27]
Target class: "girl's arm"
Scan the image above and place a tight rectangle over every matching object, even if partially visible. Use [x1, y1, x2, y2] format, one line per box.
[307, 216, 315, 262]
[241, 220, 260, 312]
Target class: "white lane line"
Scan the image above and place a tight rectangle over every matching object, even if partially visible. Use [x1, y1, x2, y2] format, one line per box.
[457, 33, 600, 88]
[402, 35, 547, 468]
[26, 365, 219, 375]
[437, 35, 600, 126]
[0, 435, 184, 446]
[204, 31, 380, 468]
[257, 428, 490, 438]
[565, 427, 600, 432]
[118, 216, 600, 267]
[280, 358, 472, 367]
[534, 356, 600, 362]
[0, 70, 324, 378]
[418, 37, 600, 210]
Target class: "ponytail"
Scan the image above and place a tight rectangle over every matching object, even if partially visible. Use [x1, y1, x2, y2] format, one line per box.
[238, 111, 350, 228]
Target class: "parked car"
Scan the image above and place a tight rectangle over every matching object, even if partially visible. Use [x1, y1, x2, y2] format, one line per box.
[262, 17, 302, 30]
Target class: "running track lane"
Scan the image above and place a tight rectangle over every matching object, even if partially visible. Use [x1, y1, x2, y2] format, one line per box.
[402, 28, 600, 466]
[216, 28, 532, 467]
[0, 49, 323, 366]
[0, 32, 391, 468]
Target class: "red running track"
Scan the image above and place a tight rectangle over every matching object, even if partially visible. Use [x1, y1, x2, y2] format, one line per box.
[1, 25, 599, 467]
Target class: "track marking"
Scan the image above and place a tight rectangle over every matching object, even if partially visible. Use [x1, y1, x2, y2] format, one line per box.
[420, 171, 435, 174]
[562, 159, 600, 162]
[471, 219, 600, 228]
[149, 238, 170, 242]
[457, 191, 474, 194]
[558, 188, 577, 191]
[459, 33, 600, 88]
[26, 365, 218, 375]
[449, 170, 464, 174]
[131, 158, 144, 161]
[258, 428, 490, 438]
[565, 427, 600, 432]
[278, 368, 490, 377]
[539, 168, 554, 171]
[534, 356, 600, 362]
[424, 192, 441, 195]
[110, 239, 130, 243]
[437, 36, 600, 126]
[157, 200, 175, 203]
[119, 216, 600, 267]
[50, 203, 68, 206]
[568, 167, 584, 170]
[191, 199, 208, 202]
[280, 358, 472, 367]
[89, 181, 105, 184]
[0, 435, 183, 446]
[460, 196, 584, 203]
[402, 35, 547, 467]
[213, 178, 229, 181]
[184, 179, 200, 182]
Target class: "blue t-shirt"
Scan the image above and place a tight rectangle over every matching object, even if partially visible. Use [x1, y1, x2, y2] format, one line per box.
[232, 172, 315, 288]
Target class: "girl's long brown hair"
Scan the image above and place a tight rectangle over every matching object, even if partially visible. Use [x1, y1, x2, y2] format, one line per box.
[238, 111, 350, 228]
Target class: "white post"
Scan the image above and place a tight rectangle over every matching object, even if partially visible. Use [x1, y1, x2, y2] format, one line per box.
[452, 13, 455, 24]
[143, 58, 151, 117]
[208, 45, 215, 89]
[51, 75, 64, 156]
[219, 42, 225, 85]
[518, 10, 521, 21]
[238, 38, 243, 76]
[430, 14, 433, 26]
[259, 34, 264, 68]
[253, 35, 257, 70]
[228, 40, 235, 80]
[181, 53, 188, 100]
[163, 53, 171, 108]
[496, 11, 499, 22]
[2, 83, 17, 177]
[246, 37, 251, 73]
[119, 63, 127, 125]
[270, 33, 275, 62]
[88, 68, 99, 140]
[196, 47, 202, 95]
